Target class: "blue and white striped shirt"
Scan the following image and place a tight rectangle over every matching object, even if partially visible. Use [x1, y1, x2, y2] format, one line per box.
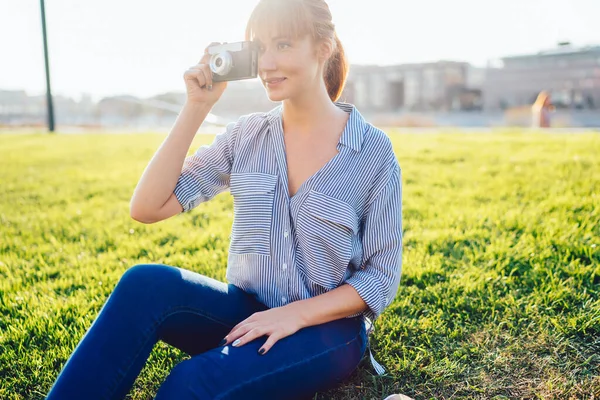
[174, 102, 402, 375]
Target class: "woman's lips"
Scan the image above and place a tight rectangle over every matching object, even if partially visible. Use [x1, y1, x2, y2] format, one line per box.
[264, 77, 286, 87]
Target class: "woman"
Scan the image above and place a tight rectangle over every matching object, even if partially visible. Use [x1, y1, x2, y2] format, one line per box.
[46, 0, 403, 398]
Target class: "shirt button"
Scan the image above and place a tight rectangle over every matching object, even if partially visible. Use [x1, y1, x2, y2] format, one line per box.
[284, 230, 289, 238]
[282, 297, 287, 303]
[282, 263, 287, 270]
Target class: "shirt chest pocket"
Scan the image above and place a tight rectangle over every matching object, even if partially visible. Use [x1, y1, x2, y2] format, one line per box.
[296, 190, 360, 289]
[229, 172, 278, 256]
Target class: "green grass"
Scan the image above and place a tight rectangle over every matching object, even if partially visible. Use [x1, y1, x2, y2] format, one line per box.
[1, 130, 599, 399]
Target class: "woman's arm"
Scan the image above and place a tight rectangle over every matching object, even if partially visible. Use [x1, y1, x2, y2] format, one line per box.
[129, 102, 212, 223]
[287, 284, 369, 328]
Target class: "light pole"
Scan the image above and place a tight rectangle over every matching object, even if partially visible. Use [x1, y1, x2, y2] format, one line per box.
[40, 0, 55, 132]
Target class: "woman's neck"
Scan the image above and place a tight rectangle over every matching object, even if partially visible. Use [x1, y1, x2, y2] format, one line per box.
[281, 86, 344, 138]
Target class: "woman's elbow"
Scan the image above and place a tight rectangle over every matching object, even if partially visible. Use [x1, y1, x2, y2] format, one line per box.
[130, 207, 157, 224]
[130, 194, 183, 224]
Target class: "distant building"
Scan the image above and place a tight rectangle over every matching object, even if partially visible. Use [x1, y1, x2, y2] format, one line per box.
[342, 61, 483, 112]
[4, 43, 600, 128]
[483, 43, 600, 111]
[0, 89, 98, 126]
[0, 90, 45, 124]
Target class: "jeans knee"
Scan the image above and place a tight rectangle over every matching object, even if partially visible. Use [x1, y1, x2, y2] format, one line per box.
[166, 360, 192, 384]
[115, 263, 174, 294]
[155, 359, 209, 399]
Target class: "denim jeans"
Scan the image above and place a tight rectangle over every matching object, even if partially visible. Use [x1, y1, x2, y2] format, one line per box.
[46, 263, 368, 399]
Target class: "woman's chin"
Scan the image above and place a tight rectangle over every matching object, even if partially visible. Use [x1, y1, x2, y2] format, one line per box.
[265, 91, 288, 102]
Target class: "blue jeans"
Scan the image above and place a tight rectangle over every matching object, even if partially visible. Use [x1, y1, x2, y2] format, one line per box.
[46, 263, 368, 399]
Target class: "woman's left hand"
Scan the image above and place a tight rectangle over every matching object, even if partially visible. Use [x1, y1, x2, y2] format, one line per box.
[221, 305, 306, 355]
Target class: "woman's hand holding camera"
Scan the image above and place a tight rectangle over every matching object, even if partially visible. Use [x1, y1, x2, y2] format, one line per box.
[183, 42, 227, 106]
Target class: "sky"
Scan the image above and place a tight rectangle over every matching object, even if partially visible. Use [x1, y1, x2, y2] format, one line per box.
[1, 0, 599, 101]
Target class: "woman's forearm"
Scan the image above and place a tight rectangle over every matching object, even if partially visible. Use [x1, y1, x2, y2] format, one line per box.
[129, 102, 212, 217]
[287, 284, 369, 329]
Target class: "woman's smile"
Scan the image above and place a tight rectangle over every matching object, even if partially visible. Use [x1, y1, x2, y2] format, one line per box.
[263, 77, 287, 88]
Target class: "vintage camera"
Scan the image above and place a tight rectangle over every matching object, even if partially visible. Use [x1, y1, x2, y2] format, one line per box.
[208, 41, 259, 82]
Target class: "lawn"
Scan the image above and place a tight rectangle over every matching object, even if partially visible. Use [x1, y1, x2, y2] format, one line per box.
[1, 129, 599, 399]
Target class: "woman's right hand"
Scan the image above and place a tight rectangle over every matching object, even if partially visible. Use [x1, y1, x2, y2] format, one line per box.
[183, 42, 228, 106]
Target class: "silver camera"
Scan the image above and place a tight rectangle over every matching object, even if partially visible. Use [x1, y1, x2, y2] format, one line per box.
[208, 41, 259, 82]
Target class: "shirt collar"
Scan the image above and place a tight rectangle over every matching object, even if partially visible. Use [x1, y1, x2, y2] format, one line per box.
[266, 101, 367, 152]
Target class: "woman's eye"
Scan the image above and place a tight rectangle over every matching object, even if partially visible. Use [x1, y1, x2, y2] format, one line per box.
[277, 42, 291, 50]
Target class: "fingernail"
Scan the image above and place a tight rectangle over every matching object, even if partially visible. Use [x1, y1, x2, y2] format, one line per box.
[258, 348, 265, 355]
[232, 339, 241, 347]
[218, 339, 226, 346]
[207, 84, 213, 91]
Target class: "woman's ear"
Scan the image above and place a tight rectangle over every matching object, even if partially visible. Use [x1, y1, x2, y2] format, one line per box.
[317, 38, 334, 63]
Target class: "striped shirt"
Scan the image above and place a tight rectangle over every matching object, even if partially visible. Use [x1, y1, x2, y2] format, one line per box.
[174, 101, 402, 376]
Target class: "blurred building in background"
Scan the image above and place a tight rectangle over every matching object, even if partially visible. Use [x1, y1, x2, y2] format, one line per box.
[0, 90, 95, 126]
[2, 42, 600, 129]
[342, 61, 483, 112]
[483, 42, 600, 111]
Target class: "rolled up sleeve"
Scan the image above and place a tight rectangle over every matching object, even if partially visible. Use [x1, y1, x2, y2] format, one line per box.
[174, 119, 242, 213]
[345, 161, 403, 321]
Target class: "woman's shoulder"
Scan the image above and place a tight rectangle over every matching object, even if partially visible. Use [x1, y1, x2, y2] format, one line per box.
[361, 123, 398, 166]
[223, 109, 274, 141]
[220, 107, 280, 156]
[230, 105, 281, 133]
[341, 102, 395, 160]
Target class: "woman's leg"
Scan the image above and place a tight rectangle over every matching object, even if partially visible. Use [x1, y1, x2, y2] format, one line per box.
[46, 263, 268, 400]
[154, 313, 367, 400]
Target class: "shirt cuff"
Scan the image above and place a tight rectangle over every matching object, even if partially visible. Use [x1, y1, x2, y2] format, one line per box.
[345, 269, 392, 321]
[173, 173, 209, 213]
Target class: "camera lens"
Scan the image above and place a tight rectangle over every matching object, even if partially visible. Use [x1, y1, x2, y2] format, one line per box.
[210, 51, 233, 76]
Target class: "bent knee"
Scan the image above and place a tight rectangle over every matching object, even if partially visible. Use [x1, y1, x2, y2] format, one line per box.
[156, 358, 214, 399]
[116, 263, 178, 292]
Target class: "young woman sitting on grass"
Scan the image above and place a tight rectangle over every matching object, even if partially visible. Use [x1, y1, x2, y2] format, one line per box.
[46, 0, 405, 398]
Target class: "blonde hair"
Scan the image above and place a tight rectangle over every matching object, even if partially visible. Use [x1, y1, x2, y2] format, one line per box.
[245, 0, 348, 102]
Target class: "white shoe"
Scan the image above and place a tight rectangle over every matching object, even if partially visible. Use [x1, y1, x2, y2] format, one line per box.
[383, 395, 415, 400]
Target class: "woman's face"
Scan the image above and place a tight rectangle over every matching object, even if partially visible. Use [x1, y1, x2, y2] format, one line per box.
[255, 33, 323, 102]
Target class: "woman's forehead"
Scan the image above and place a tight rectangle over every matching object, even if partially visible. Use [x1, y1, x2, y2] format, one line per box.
[246, 1, 313, 42]
[250, 24, 304, 42]
[253, 31, 293, 44]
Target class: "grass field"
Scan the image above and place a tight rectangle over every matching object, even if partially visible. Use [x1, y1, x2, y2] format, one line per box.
[1, 130, 599, 399]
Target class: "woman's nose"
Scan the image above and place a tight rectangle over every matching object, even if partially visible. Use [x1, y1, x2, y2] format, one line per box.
[258, 51, 276, 71]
